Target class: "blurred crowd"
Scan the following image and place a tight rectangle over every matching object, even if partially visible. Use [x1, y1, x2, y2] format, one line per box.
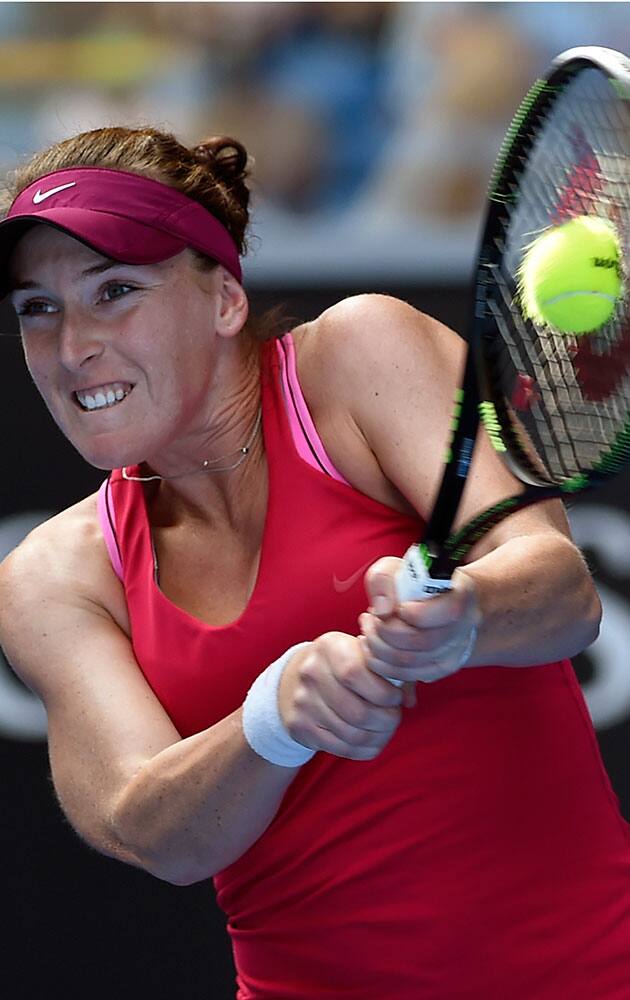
[0, 2, 628, 282]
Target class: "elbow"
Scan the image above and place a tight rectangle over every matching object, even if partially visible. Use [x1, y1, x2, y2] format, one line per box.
[109, 830, 216, 887]
[142, 847, 219, 886]
[134, 858, 208, 887]
[127, 850, 214, 886]
[569, 559, 602, 655]
[560, 540, 602, 656]
[110, 814, 214, 886]
[109, 791, 220, 887]
[582, 586, 603, 650]
[161, 870, 210, 888]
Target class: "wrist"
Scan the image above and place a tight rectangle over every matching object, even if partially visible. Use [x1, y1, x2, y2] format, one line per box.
[242, 643, 316, 767]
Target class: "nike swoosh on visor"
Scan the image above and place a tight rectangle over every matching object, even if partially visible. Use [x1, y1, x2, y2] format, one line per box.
[32, 182, 77, 204]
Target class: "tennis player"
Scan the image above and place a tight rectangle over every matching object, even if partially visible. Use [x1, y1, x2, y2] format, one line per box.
[0, 127, 629, 999]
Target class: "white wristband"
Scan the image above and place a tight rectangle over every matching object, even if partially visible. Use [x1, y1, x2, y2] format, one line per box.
[456, 622, 478, 669]
[242, 643, 316, 767]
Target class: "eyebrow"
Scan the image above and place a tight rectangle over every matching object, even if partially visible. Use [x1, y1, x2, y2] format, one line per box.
[9, 259, 127, 293]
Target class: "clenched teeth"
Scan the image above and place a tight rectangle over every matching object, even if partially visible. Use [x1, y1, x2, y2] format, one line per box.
[75, 382, 132, 411]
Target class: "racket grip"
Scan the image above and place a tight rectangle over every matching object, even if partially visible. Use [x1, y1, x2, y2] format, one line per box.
[380, 547, 453, 688]
[395, 545, 453, 602]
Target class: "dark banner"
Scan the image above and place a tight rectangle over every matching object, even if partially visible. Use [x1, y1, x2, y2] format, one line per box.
[2, 285, 629, 999]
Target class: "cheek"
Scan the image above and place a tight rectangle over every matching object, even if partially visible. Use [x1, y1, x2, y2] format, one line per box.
[20, 336, 50, 388]
[20, 335, 68, 417]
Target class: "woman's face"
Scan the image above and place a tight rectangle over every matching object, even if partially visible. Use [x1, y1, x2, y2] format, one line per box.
[8, 225, 247, 470]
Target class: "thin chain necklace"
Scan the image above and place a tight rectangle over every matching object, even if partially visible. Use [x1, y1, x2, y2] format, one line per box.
[121, 405, 263, 483]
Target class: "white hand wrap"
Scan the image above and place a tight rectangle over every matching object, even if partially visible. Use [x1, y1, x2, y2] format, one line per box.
[242, 643, 316, 767]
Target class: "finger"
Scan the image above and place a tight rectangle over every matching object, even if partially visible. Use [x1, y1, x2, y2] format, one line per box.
[359, 611, 454, 653]
[301, 662, 402, 733]
[315, 634, 404, 708]
[363, 556, 403, 618]
[363, 648, 415, 685]
[402, 682, 417, 709]
[291, 689, 400, 756]
[330, 686, 402, 733]
[287, 696, 392, 759]
[364, 646, 458, 685]
[311, 727, 390, 761]
[396, 578, 477, 629]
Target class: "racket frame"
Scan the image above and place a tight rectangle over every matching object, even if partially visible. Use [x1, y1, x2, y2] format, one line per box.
[417, 45, 630, 582]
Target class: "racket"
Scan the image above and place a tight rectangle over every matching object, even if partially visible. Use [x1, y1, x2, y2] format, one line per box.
[396, 45, 630, 604]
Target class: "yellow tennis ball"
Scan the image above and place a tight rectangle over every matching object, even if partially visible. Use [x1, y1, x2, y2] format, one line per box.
[518, 215, 622, 334]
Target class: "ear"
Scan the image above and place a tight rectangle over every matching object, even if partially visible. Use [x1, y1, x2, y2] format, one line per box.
[215, 267, 249, 339]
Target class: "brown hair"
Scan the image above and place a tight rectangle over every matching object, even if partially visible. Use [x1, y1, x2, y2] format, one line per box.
[3, 126, 250, 248]
[2, 126, 290, 340]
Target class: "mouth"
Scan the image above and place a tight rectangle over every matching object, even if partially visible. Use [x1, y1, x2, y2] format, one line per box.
[74, 381, 134, 412]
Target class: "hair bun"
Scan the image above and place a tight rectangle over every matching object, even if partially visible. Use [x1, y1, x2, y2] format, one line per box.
[192, 136, 249, 186]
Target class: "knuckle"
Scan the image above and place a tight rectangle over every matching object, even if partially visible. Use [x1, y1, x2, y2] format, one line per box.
[284, 711, 308, 744]
[364, 558, 388, 583]
[338, 658, 365, 686]
[314, 631, 346, 652]
[297, 655, 318, 684]
[292, 686, 312, 713]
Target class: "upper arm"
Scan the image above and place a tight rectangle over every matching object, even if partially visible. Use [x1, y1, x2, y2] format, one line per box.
[305, 294, 573, 559]
[0, 509, 181, 864]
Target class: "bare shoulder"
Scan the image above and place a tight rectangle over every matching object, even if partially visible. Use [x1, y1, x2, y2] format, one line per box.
[301, 292, 462, 356]
[291, 294, 466, 517]
[0, 492, 130, 684]
[1, 494, 111, 596]
[295, 293, 464, 420]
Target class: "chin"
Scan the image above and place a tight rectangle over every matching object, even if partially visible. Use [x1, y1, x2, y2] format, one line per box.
[68, 435, 150, 472]
[49, 391, 157, 471]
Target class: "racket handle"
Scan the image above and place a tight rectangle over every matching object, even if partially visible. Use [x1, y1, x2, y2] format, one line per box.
[370, 545, 453, 687]
[395, 545, 453, 602]
[379, 546, 453, 688]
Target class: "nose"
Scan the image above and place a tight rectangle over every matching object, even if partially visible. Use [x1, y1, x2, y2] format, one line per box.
[57, 314, 105, 370]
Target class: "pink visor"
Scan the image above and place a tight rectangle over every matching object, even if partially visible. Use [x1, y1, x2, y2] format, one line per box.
[0, 166, 242, 294]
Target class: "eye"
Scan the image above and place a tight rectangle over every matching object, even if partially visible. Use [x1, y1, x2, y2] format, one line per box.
[100, 282, 138, 302]
[14, 298, 57, 317]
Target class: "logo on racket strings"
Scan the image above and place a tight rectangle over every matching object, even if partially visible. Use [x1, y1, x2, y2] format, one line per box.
[456, 437, 474, 477]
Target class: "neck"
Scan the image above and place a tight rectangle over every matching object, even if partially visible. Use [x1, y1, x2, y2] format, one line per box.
[140, 337, 265, 526]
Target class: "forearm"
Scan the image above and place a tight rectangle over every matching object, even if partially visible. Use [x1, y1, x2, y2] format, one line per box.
[111, 707, 299, 885]
[461, 532, 601, 666]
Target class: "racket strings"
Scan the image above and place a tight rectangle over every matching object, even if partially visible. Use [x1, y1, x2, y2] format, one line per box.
[486, 65, 630, 484]
[495, 269, 629, 479]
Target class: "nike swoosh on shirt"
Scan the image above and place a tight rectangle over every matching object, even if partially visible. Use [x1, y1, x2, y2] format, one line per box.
[32, 182, 77, 204]
[332, 559, 374, 593]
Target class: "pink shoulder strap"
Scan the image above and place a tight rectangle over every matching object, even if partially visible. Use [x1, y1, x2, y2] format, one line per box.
[97, 335, 349, 579]
[96, 478, 124, 581]
[276, 334, 350, 485]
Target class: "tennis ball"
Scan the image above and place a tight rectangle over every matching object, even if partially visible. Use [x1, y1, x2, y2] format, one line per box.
[518, 215, 622, 334]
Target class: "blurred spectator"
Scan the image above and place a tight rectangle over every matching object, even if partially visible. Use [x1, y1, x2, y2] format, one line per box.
[182, 3, 391, 213]
[351, 3, 538, 226]
[0, 1, 628, 282]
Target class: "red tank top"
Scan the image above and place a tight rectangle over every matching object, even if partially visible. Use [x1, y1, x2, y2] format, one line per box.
[106, 337, 630, 999]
